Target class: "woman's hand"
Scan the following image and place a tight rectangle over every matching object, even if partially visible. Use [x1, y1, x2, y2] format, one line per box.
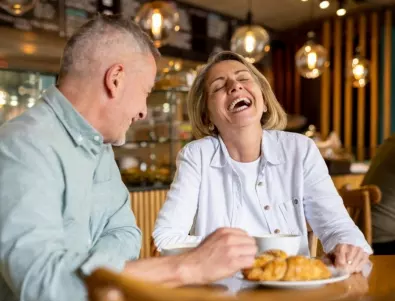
[330, 244, 370, 273]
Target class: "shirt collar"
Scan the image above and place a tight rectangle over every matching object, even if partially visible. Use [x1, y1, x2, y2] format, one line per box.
[42, 85, 104, 151]
[210, 130, 285, 168]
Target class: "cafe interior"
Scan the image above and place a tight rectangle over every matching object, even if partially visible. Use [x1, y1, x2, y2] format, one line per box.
[1, 0, 395, 300]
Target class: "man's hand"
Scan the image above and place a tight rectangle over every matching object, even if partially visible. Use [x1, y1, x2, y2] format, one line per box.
[179, 228, 257, 285]
[329, 244, 369, 273]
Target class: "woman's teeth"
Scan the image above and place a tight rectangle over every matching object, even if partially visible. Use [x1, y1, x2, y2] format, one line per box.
[227, 97, 252, 112]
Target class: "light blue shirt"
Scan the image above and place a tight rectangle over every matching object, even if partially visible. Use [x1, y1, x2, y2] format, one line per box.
[0, 86, 141, 301]
[153, 130, 372, 256]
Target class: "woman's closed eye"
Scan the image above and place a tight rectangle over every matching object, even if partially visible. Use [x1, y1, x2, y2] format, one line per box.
[213, 85, 225, 93]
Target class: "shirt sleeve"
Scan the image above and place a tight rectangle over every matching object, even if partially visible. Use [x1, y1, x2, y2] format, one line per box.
[302, 138, 373, 254]
[79, 186, 142, 275]
[153, 144, 203, 250]
[0, 134, 140, 301]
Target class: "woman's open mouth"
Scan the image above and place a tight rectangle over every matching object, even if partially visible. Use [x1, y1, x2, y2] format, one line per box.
[227, 97, 252, 113]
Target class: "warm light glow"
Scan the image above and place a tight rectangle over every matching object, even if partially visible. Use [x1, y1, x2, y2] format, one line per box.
[244, 31, 257, 54]
[10, 100, 18, 107]
[319, 1, 330, 9]
[13, 4, 21, 9]
[337, 8, 346, 16]
[174, 25, 180, 32]
[305, 45, 312, 52]
[0, 90, 6, 105]
[264, 45, 270, 52]
[14, 8, 21, 14]
[21, 43, 36, 55]
[151, 9, 163, 39]
[27, 102, 35, 108]
[353, 64, 365, 79]
[307, 52, 317, 69]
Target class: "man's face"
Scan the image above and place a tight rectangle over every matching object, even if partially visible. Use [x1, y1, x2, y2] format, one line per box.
[106, 54, 157, 146]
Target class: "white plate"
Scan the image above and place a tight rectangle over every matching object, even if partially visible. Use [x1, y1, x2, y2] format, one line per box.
[239, 267, 350, 289]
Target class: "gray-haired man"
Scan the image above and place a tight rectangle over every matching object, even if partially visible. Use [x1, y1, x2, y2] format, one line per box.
[0, 15, 256, 301]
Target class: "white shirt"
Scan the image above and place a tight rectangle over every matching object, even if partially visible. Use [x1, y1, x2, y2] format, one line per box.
[153, 130, 372, 256]
[230, 158, 268, 236]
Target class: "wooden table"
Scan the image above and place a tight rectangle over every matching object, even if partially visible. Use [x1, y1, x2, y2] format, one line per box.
[187, 255, 395, 301]
[87, 256, 395, 301]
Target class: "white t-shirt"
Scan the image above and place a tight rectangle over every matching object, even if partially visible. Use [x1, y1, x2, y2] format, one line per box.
[230, 157, 268, 236]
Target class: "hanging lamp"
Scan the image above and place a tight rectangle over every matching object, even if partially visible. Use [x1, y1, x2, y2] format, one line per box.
[230, 0, 270, 63]
[135, 1, 179, 48]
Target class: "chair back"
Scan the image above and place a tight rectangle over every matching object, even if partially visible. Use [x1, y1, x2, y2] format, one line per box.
[339, 185, 381, 245]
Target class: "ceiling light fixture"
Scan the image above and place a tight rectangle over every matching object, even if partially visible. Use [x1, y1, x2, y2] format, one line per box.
[0, 0, 37, 16]
[230, 0, 270, 63]
[336, 0, 346, 16]
[319, 0, 330, 9]
[135, 1, 179, 48]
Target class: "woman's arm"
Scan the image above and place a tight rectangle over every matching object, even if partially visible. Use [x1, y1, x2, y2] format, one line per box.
[302, 138, 372, 255]
[153, 144, 204, 250]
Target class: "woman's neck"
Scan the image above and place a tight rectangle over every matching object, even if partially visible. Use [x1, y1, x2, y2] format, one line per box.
[220, 125, 263, 162]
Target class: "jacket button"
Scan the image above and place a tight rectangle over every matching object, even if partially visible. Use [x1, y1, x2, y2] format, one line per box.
[274, 229, 280, 234]
[257, 182, 264, 186]
[264, 205, 270, 210]
[293, 199, 299, 205]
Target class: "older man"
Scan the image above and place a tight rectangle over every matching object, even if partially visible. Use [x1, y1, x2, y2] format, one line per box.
[0, 15, 256, 301]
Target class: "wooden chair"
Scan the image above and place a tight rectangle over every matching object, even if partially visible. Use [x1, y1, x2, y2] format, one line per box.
[308, 184, 382, 257]
[339, 184, 381, 245]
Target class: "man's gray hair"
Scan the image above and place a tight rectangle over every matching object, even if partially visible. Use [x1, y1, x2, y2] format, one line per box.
[58, 14, 160, 82]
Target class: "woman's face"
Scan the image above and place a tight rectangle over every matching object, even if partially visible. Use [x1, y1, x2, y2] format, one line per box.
[205, 60, 266, 134]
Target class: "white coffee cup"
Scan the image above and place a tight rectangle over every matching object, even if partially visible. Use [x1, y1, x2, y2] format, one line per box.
[254, 234, 301, 256]
[160, 242, 199, 256]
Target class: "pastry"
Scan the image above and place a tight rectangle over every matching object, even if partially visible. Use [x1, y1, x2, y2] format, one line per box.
[242, 250, 332, 282]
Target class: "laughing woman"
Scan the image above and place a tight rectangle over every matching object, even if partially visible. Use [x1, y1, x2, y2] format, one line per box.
[153, 51, 371, 273]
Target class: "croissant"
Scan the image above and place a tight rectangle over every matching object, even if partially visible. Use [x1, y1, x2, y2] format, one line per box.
[242, 250, 331, 282]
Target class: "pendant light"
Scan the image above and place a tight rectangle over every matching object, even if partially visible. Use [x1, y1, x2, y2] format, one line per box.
[295, 1, 329, 79]
[135, 1, 179, 48]
[349, 46, 370, 88]
[230, 0, 270, 63]
[0, 0, 37, 16]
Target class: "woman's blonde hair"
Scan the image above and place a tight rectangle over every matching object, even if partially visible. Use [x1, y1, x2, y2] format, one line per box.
[187, 51, 287, 139]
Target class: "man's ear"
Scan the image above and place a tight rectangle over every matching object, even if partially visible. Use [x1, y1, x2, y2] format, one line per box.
[105, 64, 125, 98]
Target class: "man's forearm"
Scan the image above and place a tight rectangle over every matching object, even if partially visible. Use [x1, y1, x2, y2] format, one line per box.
[123, 254, 200, 287]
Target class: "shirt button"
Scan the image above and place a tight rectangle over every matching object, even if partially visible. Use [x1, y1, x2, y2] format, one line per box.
[274, 229, 281, 234]
[93, 135, 100, 142]
[77, 135, 83, 142]
[257, 182, 264, 186]
[293, 199, 299, 205]
[264, 205, 270, 210]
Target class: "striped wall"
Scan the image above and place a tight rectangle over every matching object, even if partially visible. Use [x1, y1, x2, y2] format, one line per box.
[272, 8, 395, 161]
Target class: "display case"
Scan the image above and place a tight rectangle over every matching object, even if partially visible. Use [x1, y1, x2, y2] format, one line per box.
[114, 87, 193, 189]
[0, 69, 56, 125]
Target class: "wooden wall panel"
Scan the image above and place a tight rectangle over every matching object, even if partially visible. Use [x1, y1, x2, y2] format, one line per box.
[370, 12, 379, 157]
[357, 15, 367, 161]
[344, 17, 354, 152]
[294, 43, 301, 114]
[320, 20, 331, 139]
[333, 19, 343, 137]
[384, 10, 392, 140]
[130, 189, 168, 258]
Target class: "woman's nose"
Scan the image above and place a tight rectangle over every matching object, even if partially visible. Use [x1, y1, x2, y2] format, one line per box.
[228, 80, 243, 94]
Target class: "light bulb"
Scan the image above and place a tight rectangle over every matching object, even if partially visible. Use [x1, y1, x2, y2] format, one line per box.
[244, 31, 256, 53]
[295, 31, 329, 79]
[135, 1, 179, 48]
[151, 9, 163, 39]
[307, 52, 317, 69]
[349, 53, 370, 88]
[319, 1, 330, 9]
[231, 25, 270, 63]
[337, 8, 346, 16]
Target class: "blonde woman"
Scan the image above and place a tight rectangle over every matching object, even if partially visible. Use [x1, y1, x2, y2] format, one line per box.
[153, 51, 371, 273]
